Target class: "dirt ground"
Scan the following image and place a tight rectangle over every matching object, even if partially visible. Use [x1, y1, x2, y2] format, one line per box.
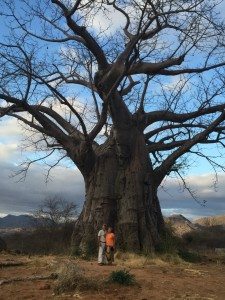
[0, 252, 225, 300]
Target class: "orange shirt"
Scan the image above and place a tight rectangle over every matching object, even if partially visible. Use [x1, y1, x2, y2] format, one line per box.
[106, 233, 115, 247]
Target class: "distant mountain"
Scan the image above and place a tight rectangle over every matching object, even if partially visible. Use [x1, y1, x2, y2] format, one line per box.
[165, 214, 199, 236]
[166, 214, 192, 225]
[0, 214, 38, 229]
[195, 215, 225, 227]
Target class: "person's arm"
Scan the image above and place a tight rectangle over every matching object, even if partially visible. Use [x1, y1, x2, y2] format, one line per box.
[98, 231, 101, 245]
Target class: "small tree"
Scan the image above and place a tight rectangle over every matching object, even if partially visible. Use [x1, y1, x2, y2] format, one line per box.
[34, 195, 78, 227]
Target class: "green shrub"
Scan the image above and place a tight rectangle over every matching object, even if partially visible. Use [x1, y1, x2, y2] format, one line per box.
[156, 227, 181, 254]
[184, 234, 194, 244]
[178, 249, 202, 263]
[70, 246, 81, 257]
[70, 238, 97, 260]
[183, 226, 225, 249]
[107, 269, 136, 286]
[85, 239, 97, 258]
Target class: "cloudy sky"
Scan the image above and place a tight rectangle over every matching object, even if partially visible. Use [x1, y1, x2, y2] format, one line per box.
[0, 117, 225, 220]
[1, 1, 225, 220]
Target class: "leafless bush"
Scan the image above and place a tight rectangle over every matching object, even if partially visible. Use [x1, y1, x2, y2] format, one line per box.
[54, 263, 99, 295]
[34, 195, 78, 228]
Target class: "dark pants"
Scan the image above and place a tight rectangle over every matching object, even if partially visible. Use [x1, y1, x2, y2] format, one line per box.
[106, 246, 114, 264]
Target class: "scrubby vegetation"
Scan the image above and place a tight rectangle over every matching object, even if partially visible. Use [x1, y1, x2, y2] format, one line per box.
[183, 225, 225, 250]
[54, 263, 99, 294]
[4, 222, 74, 255]
[149, 223, 205, 264]
[107, 269, 136, 286]
[3, 213, 225, 267]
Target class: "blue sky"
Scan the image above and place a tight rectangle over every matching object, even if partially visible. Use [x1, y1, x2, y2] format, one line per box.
[0, 0, 225, 220]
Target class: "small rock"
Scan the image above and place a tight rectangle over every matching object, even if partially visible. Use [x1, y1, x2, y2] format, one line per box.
[39, 283, 51, 290]
[73, 293, 82, 298]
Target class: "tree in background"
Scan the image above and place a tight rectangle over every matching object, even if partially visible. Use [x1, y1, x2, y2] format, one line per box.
[4, 196, 78, 254]
[1, 0, 225, 252]
[34, 195, 78, 227]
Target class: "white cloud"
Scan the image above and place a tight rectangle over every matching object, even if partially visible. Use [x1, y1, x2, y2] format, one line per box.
[164, 75, 189, 92]
[90, 5, 126, 34]
[0, 118, 22, 138]
[160, 173, 225, 219]
[0, 161, 84, 215]
[0, 143, 18, 160]
[0, 118, 24, 161]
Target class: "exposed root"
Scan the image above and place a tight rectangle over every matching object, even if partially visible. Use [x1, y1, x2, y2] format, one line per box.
[0, 261, 26, 268]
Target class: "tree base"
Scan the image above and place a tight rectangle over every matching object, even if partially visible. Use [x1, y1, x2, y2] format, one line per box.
[71, 132, 165, 253]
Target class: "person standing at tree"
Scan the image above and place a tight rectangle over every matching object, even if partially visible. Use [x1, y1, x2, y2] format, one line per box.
[98, 224, 107, 265]
[106, 227, 116, 265]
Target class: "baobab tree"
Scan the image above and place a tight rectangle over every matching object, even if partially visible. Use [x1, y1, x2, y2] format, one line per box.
[1, 0, 225, 252]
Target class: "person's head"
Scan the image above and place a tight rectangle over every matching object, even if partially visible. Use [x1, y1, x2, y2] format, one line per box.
[102, 224, 107, 231]
[107, 227, 113, 233]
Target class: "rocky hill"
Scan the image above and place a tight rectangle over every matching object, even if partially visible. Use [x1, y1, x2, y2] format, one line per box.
[0, 214, 37, 229]
[165, 214, 200, 236]
[195, 215, 225, 227]
[165, 214, 225, 237]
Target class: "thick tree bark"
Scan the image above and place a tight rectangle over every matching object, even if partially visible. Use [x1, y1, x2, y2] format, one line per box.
[72, 128, 164, 253]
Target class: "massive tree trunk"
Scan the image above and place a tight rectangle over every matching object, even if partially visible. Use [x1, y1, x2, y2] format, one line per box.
[72, 128, 165, 253]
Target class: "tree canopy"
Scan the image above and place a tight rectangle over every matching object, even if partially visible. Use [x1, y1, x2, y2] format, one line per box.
[1, 0, 225, 183]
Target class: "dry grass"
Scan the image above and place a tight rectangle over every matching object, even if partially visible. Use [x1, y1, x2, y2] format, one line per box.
[29, 255, 58, 269]
[115, 251, 150, 268]
[114, 251, 185, 268]
[54, 262, 99, 295]
[195, 215, 225, 227]
[154, 254, 184, 265]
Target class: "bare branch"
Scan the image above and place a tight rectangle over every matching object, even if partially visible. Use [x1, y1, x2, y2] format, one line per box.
[144, 103, 225, 128]
[154, 110, 225, 185]
[51, 0, 108, 69]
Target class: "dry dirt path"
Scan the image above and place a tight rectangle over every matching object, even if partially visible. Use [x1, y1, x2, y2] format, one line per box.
[0, 253, 224, 300]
